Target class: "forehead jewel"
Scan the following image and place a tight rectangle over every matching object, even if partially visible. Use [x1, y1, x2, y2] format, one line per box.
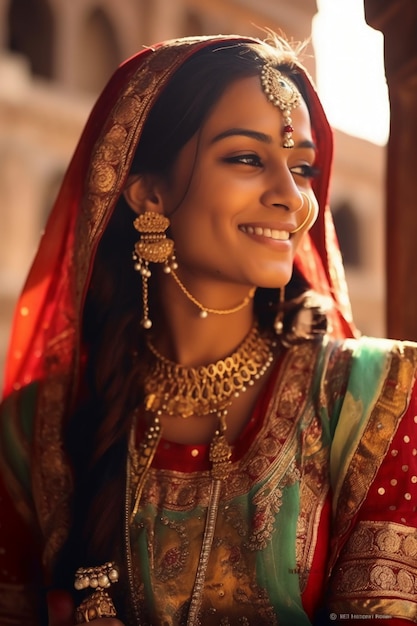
[260, 62, 302, 148]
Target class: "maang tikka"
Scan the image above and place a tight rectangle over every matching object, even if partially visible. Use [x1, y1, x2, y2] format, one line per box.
[133, 211, 174, 329]
[260, 62, 301, 148]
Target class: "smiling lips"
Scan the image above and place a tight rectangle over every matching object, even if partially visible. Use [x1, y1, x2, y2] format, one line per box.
[239, 224, 290, 241]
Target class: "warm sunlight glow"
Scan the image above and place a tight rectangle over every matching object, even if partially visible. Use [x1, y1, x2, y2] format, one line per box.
[313, 0, 389, 145]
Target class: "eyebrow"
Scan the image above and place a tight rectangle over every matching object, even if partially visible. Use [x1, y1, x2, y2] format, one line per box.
[210, 127, 317, 151]
[210, 128, 272, 144]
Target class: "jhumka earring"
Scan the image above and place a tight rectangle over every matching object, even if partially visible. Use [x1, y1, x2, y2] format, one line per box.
[260, 62, 301, 148]
[133, 212, 174, 329]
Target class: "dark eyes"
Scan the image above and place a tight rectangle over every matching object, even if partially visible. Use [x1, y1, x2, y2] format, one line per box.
[290, 164, 320, 179]
[223, 154, 320, 179]
[223, 154, 263, 167]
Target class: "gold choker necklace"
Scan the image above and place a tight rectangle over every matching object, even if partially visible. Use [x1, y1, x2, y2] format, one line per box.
[143, 324, 276, 419]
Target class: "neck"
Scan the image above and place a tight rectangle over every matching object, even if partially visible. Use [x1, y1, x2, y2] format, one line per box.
[151, 269, 257, 366]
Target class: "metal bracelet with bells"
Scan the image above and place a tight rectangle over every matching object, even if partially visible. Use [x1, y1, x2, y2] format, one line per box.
[74, 561, 119, 623]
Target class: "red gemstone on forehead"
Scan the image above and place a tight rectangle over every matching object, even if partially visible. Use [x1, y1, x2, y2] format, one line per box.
[284, 125, 294, 133]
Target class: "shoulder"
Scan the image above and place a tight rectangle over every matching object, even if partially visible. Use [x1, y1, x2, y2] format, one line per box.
[339, 335, 417, 392]
[322, 334, 417, 373]
[300, 335, 417, 427]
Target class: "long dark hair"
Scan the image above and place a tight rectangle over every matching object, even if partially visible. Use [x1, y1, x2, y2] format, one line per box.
[53, 39, 315, 606]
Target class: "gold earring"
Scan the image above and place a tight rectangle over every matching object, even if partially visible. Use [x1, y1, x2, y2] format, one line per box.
[132, 212, 174, 329]
[290, 192, 314, 234]
[274, 286, 285, 335]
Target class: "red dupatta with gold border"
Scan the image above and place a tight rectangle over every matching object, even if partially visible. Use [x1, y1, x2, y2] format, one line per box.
[0, 35, 356, 569]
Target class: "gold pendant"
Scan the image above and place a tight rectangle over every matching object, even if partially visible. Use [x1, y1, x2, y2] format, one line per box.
[209, 422, 232, 481]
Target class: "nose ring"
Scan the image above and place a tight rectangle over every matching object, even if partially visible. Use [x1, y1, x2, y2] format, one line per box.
[290, 192, 314, 234]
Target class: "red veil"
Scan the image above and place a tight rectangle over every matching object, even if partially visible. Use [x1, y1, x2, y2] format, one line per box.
[0, 35, 356, 567]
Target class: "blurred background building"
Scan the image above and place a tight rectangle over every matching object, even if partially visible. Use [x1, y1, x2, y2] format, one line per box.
[0, 0, 387, 378]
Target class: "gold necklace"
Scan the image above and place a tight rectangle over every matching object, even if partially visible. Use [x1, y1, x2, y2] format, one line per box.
[143, 324, 276, 419]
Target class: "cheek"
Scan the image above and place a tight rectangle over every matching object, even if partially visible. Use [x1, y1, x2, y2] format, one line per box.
[168, 196, 209, 256]
[169, 182, 224, 233]
[168, 199, 235, 270]
[166, 162, 256, 254]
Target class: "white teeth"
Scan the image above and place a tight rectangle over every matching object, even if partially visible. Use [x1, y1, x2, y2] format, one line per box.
[271, 229, 289, 241]
[240, 225, 290, 241]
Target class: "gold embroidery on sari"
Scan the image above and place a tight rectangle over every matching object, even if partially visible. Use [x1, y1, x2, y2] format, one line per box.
[131, 511, 279, 625]
[246, 343, 323, 552]
[129, 341, 332, 619]
[296, 415, 329, 591]
[329, 520, 417, 620]
[154, 517, 191, 582]
[295, 340, 354, 590]
[330, 343, 417, 574]
[32, 328, 78, 565]
[79, 39, 208, 251]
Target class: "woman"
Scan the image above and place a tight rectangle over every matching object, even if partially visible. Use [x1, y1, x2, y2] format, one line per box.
[1, 34, 417, 626]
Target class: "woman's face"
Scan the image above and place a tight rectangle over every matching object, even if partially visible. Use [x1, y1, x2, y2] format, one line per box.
[158, 73, 318, 291]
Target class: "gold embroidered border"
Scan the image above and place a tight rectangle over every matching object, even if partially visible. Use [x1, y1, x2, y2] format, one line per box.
[331, 344, 417, 559]
[33, 372, 74, 568]
[296, 430, 329, 590]
[295, 339, 354, 590]
[329, 520, 417, 620]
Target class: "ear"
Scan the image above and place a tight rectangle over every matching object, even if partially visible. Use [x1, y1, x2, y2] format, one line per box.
[123, 174, 165, 216]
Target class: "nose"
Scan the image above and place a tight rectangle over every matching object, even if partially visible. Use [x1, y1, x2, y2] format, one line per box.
[261, 168, 303, 213]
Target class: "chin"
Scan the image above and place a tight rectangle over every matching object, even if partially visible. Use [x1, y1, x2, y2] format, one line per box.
[252, 270, 293, 290]
[247, 260, 294, 285]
